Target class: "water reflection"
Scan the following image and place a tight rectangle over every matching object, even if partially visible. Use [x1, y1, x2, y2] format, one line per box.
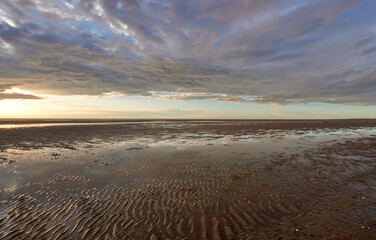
[0, 125, 375, 239]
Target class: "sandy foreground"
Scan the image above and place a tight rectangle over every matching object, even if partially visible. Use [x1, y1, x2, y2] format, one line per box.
[0, 120, 375, 239]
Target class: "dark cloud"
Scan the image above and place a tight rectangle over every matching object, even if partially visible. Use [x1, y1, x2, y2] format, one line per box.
[0, 92, 42, 100]
[0, 0, 375, 105]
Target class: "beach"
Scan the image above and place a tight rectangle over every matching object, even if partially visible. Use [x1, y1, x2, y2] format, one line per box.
[0, 120, 375, 239]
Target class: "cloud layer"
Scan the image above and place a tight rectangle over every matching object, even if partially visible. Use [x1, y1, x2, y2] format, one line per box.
[0, 0, 375, 104]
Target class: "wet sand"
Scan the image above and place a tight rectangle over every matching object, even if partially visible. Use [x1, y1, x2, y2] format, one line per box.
[0, 120, 375, 239]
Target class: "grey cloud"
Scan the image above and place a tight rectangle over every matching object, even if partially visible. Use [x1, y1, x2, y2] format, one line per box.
[0, 92, 42, 100]
[0, 0, 375, 105]
[0, 84, 18, 92]
[363, 46, 376, 56]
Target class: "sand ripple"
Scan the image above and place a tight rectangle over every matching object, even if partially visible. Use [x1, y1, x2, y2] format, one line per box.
[0, 135, 375, 239]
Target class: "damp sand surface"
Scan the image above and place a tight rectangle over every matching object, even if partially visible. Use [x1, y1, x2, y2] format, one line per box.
[0, 120, 375, 239]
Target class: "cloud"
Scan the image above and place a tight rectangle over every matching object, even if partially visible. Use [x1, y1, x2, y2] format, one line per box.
[0, 84, 42, 100]
[0, 0, 375, 105]
[0, 84, 17, 92]
[0, 92, 42, 100]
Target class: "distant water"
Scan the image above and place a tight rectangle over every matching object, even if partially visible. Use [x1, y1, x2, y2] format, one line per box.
[0, 120, 307, 129]
[0, 119, 364, 129]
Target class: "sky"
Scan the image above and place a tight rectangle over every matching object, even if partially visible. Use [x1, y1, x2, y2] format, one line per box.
[0, 0, 375, 119]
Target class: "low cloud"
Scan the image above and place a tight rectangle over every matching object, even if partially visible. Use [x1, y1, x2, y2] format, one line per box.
[0, 84, 18, 92]
[0, 84, 42, 100]
[0, 92, 42, 100]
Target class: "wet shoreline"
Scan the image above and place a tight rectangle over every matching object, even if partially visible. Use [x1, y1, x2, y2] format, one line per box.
[0, 121, 375, 239]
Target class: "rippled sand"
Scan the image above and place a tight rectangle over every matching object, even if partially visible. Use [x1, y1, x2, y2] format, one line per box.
[0, 120, 375, 239]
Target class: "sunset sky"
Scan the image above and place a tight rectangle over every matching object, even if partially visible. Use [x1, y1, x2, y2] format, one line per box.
[0, 0, 375, 118]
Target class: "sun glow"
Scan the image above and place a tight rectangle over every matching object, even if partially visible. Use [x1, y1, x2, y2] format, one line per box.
[0, 100, 23, 114]
[4, 87, 33, 95]
[0, 87, 38, 116]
